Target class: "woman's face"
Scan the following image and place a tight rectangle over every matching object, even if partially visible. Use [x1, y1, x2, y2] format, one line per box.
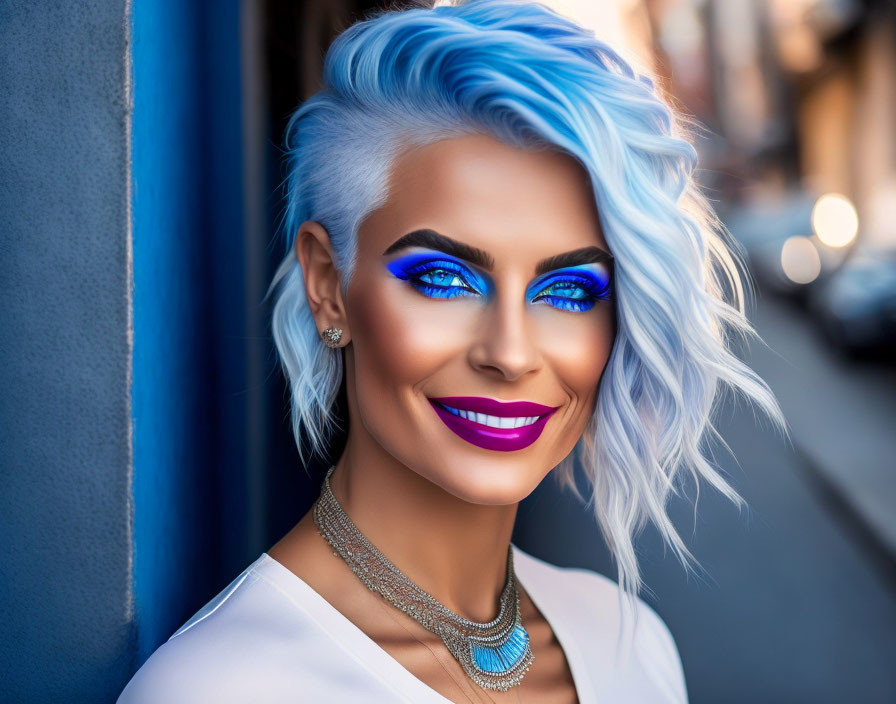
[342, 133, 615, 505]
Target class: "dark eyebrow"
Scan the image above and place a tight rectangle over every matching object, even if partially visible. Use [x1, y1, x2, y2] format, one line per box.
[533, 246, 613, 276]
[383, 229, 495, 271]
[382, 229, 612, 276]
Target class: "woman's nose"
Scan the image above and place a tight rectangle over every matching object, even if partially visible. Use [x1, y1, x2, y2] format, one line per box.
[467, 289, 543, 382]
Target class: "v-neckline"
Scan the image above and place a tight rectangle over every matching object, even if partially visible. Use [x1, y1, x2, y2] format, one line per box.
[259, 544, 593, 703]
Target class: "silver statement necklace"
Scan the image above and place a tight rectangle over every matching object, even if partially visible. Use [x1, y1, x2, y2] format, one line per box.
[312, 465, 535, 692]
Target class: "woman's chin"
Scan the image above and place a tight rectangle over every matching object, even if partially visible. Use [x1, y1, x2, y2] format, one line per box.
[418, 459, 544, 507]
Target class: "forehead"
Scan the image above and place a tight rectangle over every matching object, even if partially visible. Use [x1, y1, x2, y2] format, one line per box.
[358, 133, 608, 256]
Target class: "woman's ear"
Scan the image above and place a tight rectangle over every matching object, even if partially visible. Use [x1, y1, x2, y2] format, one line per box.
[294, 221, 351, 346]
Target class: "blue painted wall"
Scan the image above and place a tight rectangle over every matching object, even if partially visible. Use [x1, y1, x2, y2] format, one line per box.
[0, 0, 256, 699]
[0, 1, 134, 701]
[132, 0, 219, 662]
[131, 0, 251, 666]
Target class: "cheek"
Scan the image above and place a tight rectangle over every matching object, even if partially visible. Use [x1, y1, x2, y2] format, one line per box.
[346, 277, 477, 399]
[533, 305, 615, 406]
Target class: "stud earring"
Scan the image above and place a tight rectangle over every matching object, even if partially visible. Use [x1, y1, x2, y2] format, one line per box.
[321, 327, 343, 348]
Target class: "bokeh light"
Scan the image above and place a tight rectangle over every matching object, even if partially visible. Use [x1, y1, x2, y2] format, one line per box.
[811, 193, 859, 248]
[781, 236, 822, 284]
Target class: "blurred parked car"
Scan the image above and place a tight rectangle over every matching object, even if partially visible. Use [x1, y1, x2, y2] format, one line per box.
[810, 249, 896, 354]
[726, 189, 859, 300]
[726, 189, 819, 296]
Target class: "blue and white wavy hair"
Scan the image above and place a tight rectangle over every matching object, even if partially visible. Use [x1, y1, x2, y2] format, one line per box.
[268, 0, 784, 602]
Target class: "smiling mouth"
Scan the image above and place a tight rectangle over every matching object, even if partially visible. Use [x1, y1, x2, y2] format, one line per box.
[433, 402, 544, 429]
[427, 396, 559, 452]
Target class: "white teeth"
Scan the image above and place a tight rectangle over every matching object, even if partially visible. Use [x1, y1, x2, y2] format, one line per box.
[445, 405, 540, 429]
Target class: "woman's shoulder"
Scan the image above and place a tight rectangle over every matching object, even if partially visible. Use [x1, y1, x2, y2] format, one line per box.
[511, 543, 688, 702]
[116, 554, 340, 704]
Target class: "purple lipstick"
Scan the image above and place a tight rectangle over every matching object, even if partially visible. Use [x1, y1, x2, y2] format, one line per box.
[428, 396, 559, 452]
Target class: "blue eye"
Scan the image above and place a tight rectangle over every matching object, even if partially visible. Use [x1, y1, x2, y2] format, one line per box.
[387, 253, 612, 311]
[387, 256, 484, 300]
[530, 269, 612, 313]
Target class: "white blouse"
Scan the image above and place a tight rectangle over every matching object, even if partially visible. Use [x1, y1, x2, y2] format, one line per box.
[118, 544, 688, 703]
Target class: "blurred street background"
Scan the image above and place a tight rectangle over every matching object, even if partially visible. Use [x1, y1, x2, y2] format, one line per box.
[515, 1, 896, 702]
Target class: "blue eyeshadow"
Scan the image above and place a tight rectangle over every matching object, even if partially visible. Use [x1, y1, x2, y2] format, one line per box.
[526, 264, 613, 312]
[386, 251, 491, 298]
[386, 251, 612, 312]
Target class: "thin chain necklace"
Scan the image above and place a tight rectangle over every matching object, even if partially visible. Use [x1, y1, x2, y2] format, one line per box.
[312, 465, 535, 692]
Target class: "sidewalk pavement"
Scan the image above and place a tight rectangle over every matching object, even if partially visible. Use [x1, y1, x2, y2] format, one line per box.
[742, 295, 896, 560]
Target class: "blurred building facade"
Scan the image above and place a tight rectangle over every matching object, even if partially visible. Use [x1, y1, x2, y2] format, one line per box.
[642, 0, 896, 251]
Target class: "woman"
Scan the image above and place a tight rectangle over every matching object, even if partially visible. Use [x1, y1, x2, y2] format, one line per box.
[119, 0, 782, 701]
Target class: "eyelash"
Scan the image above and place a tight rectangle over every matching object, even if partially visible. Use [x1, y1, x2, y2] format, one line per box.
[531, 275, 612, 313]
[404, 260, 482, 299]
[397, 259, 612, 312]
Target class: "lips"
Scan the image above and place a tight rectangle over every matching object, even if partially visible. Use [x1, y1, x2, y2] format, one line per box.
[428, 396, 559, 452]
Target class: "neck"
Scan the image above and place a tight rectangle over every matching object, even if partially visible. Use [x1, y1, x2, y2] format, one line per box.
[327, 438, 519, 623]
